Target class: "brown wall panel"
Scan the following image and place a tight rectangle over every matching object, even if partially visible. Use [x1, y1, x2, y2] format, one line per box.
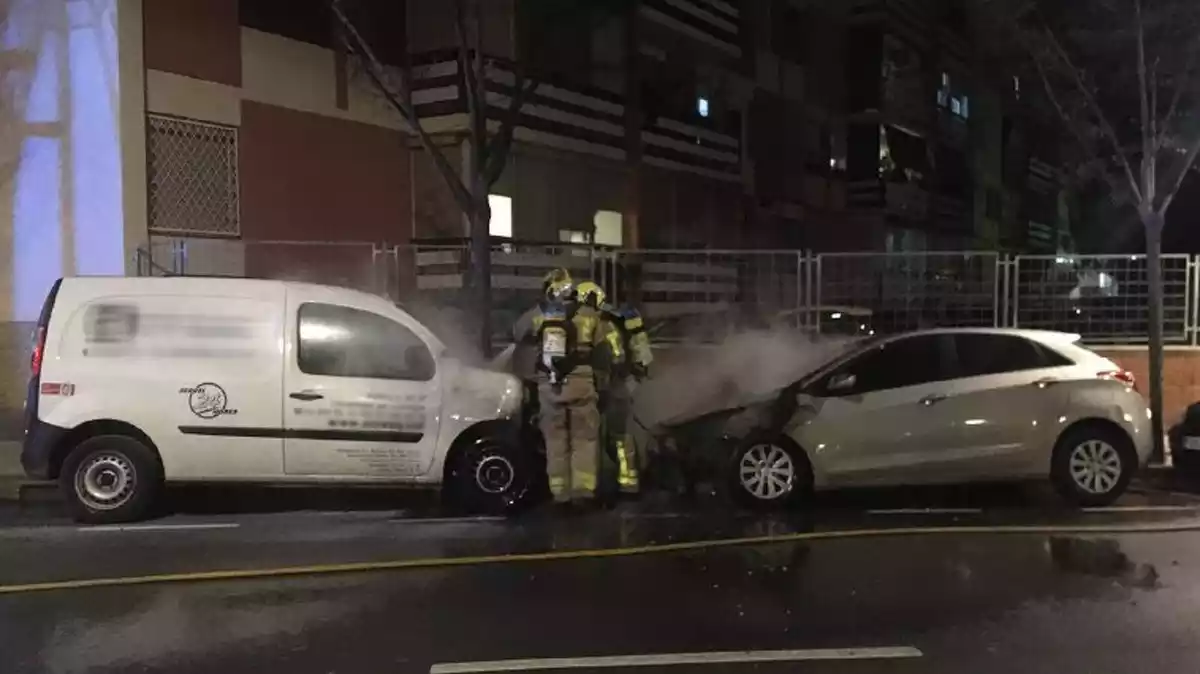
[239, 101, 411, 244]
[144, 0, 241, 85]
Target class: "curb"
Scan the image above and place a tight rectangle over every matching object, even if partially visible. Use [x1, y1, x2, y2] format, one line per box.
[0, 478, 57, 504]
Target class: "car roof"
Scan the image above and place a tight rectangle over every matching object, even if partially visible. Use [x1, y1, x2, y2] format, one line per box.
[60, 276, 379, 299]
[877, 327, 1082, 345]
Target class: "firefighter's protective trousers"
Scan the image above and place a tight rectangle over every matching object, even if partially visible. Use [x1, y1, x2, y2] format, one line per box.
[539, 372, 601, 502]
[605, 378, 639, 493]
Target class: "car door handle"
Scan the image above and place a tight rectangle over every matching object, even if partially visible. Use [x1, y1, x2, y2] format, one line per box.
[920, 394, 947, 406]
[289, 392, 324, 401]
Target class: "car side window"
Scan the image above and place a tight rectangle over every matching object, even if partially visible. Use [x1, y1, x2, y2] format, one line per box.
[953, 334, 1070, 378]
[824, 335, 949, 395]
[298, 303, 435, 381]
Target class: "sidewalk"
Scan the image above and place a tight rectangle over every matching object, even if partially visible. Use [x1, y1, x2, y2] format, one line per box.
[0, 441, 27, 500]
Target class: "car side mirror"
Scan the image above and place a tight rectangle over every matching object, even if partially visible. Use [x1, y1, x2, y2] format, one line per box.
[826, 373, 856, 393]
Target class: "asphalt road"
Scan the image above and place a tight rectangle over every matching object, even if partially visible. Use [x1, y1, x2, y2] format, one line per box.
[3, 484, 1200, 674]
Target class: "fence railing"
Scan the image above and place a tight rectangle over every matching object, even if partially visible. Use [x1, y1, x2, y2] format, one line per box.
[136, 238, 1200, 345]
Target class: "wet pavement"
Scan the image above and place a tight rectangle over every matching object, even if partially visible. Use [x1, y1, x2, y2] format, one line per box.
[2, 484, 1200, 673]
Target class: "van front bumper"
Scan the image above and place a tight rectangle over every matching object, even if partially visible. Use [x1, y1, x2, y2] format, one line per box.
[21, 419, 67, 480]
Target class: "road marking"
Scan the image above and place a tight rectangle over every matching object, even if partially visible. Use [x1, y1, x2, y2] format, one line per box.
[1081, 505, 1199, 513]
[391, 516, 505, 525]
[76, 523, 241, 533]
[429, 646, 924, 673]
[6, 520, 1200, 595]
[867, 508, 982, 515]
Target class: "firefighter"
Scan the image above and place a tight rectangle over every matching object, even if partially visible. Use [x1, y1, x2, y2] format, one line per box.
[576, 280, 653, 498]
[533, 275, 624, 509]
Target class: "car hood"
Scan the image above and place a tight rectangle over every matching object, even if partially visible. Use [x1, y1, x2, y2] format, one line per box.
[632, 332, 859, 433]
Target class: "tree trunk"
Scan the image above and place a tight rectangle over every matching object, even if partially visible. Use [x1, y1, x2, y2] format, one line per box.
[1144, 211, 1166, 463]
[622, 1, 643, 307]
[469, 187, 492, 359]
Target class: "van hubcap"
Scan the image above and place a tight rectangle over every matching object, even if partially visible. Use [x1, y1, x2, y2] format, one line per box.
[475, 455, 515, 494]
[739, 444, 795, 500]
[76, 453, 137, 510]
[1069, 440, 1122, 495]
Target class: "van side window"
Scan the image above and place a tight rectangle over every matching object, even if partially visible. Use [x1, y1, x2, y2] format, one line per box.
[298, 303, 435, 381]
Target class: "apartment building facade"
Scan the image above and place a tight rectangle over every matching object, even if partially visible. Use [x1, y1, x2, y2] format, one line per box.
[839, 0, 1073, 253]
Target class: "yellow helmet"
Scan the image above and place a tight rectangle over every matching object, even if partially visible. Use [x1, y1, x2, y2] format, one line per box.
[541, 268, 572, 297]
[576, 280, 606, 307]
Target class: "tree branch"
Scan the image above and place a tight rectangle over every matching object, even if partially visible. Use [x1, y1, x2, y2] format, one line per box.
[454, 0, 482, 160]
[1041, 22, 1144, 203]
[1135, 0, 1155, 205]
[1160, 36, 1200, 148]
[329, 0, 472, 210]
[483, 73, 539, 188]
[1031, 54, 1130, 209]
[1156, 138, 1200, 215]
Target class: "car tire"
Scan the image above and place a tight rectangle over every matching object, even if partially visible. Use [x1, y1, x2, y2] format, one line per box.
[60, 434, 163, 525]
[1050, 424, 1136, 507]
[726, 434, 811, 510]
[447, 435, 535, 515]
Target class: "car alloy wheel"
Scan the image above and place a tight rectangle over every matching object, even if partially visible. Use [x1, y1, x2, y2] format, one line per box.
[1068, 439, 1123, 495]
[738, 443, 796, 501]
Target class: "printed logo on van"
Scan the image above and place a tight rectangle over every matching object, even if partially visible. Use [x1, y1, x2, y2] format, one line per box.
[179, 382, 239, 419]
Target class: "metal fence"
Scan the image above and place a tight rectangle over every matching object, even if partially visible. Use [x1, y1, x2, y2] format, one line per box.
[135, 238, 1200, 345]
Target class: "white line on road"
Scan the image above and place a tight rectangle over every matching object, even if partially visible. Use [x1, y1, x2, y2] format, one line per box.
[1082, 505, 1199, 513]
[390, 516, 505, 525]
[430, 646, 924, 673]
[77, 523, 241, 533]
[867, 508, 982, 515]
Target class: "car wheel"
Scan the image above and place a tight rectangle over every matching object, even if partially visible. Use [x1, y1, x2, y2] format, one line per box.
[727, 435, 811, 510]
[1051, 424, 1136, 507]
[448, 435, 535, 515]
[60, 435, 163, 524]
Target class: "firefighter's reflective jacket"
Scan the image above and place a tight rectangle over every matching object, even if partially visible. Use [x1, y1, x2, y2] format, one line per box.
[599, 302, 653, 380]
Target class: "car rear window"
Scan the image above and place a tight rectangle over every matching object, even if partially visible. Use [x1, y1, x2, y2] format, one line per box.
[954, 333, 1073, 377]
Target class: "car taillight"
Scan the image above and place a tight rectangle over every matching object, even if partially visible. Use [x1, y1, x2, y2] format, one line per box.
[1099, 369, 1137, 391]
[30, 326, 45, 378]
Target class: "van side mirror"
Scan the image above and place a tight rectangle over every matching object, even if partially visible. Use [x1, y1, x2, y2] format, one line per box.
[826, 373, 856, 393]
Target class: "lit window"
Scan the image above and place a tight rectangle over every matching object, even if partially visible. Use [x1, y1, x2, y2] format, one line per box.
[950, 98, 961, 116]
[960, 95, 969, 119]
[697, 96, 710, 118]
[593, 210, 623, 247]
[559, 230, 590, 244]
[488, 195, 512, 238]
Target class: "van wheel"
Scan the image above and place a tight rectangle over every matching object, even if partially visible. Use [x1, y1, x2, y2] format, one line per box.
[1051, 424, 1136, 507]
[726, 434, 811, 510]
[60, 435, 162, 524]
[447, 435, 534, 515]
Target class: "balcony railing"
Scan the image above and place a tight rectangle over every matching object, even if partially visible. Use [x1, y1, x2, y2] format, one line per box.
[406, 50, 742, 182]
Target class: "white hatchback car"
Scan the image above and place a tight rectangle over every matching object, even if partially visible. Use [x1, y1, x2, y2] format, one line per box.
[724, 328, 1153, 507]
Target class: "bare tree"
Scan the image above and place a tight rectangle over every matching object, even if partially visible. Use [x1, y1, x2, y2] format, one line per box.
[332, 0, 633, 357]
[985, 0, 1200, 459]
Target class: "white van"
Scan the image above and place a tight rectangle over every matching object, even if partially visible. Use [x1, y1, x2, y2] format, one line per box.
[21, 277, 533, 523]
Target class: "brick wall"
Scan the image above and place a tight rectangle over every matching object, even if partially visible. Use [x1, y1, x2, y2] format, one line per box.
[1093, 347, 1200, 426]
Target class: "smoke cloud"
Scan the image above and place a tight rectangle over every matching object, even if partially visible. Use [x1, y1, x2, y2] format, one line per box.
[632, 329, 860, 432]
